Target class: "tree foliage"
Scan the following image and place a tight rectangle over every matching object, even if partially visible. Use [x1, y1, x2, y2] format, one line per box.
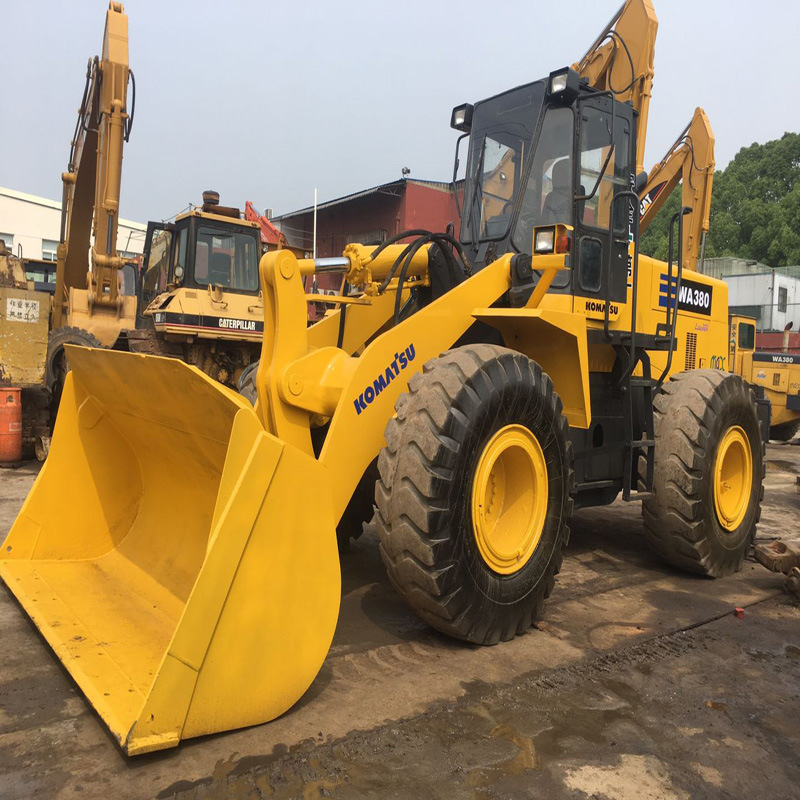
[639, 132, 800, 267]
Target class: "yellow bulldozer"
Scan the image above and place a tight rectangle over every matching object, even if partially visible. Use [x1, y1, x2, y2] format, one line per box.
[0, 0, 771, 755]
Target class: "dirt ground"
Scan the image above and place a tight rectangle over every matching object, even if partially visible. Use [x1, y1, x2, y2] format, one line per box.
[0, 445, 798, 800]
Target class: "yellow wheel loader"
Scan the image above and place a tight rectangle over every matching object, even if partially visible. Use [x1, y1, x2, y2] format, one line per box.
[728, 315, 800, 441]
[0, 0, 768, 755]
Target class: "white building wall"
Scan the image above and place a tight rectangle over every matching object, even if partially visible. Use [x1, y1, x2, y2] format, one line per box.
[0, 187, 146, 261]
[772, 274, 799, 333]
[725, 272, 800, 332]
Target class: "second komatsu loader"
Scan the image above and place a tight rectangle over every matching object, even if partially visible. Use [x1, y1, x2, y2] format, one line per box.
[0, 0, 768, 755]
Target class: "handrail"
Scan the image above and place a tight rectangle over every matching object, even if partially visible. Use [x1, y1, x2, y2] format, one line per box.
[656, 206, 691, 387]
[611, 188, 641, 384]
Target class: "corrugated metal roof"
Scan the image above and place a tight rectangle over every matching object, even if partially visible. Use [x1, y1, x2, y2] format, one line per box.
[274, 178, 456, 221]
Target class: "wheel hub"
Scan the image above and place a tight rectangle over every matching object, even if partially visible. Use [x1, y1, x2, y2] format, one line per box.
[713, 425, 753, 531]
[471, 424, 548, 574]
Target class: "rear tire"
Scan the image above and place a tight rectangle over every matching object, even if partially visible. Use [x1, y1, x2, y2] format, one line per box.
[642, 369, 764, 577]
[46, 327, 103, 423]
[238, 361, 258, 406]
[770, 418, 800, 442]
[46, 326, 103, 390]
[375, 344, 573, 645]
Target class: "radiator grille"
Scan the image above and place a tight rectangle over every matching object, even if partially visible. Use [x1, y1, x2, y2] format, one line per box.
[685, 332, 697, 370]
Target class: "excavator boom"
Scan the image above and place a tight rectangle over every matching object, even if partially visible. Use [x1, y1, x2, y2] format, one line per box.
[639, 107, 715, 271]
[574, 0, 658, 175]
[54, 2, 131, 328]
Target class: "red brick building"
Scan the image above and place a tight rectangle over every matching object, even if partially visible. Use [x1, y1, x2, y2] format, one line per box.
[274, 178, 461, 258]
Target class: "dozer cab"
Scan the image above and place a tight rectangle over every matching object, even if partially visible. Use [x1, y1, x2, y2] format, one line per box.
[127, 191, 265, 387]
[1, 0, 767, 754]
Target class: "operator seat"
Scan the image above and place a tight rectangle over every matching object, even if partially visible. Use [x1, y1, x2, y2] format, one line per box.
[208, 252, 231, 287]
[542, 159, 572, 223]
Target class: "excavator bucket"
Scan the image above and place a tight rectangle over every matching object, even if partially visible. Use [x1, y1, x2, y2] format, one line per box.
[0, 346, 340, 755]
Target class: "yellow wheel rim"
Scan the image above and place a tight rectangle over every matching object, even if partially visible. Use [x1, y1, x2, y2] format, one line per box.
[471, 424, 549, 575]
[713, 425, 753, 531]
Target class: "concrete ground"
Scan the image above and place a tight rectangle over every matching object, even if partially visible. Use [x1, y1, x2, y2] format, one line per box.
[0, 445, 798, 800]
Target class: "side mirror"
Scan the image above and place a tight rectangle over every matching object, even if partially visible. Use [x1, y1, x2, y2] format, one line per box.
[634, 171, 648, 194]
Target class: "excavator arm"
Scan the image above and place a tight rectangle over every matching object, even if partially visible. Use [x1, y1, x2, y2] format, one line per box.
[639, 107, 715, 272]
[53, 2, 132, 328]
[244, 201, 288, 249]
[574, 0, 658, 176]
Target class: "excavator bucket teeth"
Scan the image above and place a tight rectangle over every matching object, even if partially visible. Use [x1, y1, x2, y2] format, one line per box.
[0, 347, 340, 755]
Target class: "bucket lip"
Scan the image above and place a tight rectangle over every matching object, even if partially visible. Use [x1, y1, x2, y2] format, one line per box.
[0, 559, 148, 747]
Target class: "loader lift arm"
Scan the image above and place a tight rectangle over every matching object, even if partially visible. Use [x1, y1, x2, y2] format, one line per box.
[53, 1, 132, 329]
[638, 107, 715, 272]
[574, 0, 658, 176]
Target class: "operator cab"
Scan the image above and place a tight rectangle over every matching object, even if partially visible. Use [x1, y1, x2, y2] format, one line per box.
[137, 196, 262, 325]
[452, 68, 638, 308]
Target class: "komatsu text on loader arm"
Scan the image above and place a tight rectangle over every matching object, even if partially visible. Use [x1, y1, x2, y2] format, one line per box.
[0, 0, 769, 755]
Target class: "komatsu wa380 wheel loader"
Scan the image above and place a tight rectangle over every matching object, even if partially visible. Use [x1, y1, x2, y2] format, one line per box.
[0, 0, 768, 755]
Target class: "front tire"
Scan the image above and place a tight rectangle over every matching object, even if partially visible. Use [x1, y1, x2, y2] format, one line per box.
[375, 344, 573, 645]
[643, 369, 764, 577]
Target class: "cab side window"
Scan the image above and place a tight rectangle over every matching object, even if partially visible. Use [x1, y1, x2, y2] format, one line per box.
[738, 323, 755, 350]
[579, 107, 630, 231]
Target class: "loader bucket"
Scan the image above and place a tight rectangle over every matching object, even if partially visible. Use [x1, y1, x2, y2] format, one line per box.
[0, 347, 341, 755]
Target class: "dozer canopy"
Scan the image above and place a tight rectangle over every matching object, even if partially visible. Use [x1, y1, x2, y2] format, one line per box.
[0, 346, 340, 754]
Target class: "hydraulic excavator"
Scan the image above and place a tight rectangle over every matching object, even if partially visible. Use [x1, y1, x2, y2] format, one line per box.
[639, 107, 715, 271]
[48, 3, 288, 403]
[0, 0, 770, 754]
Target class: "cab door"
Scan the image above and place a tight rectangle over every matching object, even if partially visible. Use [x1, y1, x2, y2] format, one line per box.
[572, 96, 634, 312]
[137, 221, 174, 326]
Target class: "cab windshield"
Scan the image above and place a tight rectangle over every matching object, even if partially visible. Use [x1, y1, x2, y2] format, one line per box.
[461, 82, 545, 244]
[512, 106, 575, 252]
[194, 226, 259, 292]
